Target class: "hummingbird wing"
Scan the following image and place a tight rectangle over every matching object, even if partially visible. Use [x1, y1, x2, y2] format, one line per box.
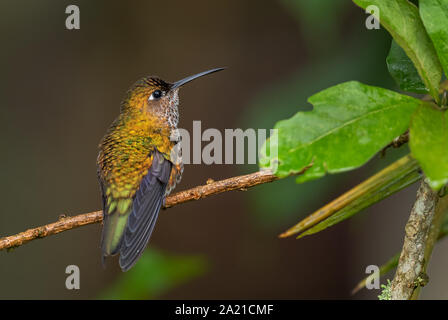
[99, 149, 172, 271]
[118, 150, 172, 271]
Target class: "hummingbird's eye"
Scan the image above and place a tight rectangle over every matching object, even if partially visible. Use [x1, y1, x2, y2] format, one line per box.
[149, 90, 163, 101]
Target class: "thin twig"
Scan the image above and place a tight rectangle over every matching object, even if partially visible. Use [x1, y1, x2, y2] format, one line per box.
[390, 180, 448, 300]
[380, 131, 409, 157]
[0, 169, 299, 251]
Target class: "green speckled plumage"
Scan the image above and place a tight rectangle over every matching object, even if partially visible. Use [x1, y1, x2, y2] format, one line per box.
[98, 110, 167, 214]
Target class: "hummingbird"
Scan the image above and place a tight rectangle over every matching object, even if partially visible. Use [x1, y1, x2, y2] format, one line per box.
[97, 68, 224, 271]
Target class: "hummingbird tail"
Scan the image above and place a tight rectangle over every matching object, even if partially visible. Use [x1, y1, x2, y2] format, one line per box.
[101, 210, 129, 257]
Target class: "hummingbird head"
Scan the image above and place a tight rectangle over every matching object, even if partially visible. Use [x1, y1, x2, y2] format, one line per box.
[122, 68, 224, 128]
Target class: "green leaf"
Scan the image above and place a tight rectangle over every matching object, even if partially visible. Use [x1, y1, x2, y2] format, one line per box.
[410, 103, 448, 190]
[353, 0, 442, 102]
[99, 250, 207, 299]
[387, 40, 428, 94]
[260, 81, 421, 182]
[420, 0, 448, 79]
[246, 31, 394, 229]
[280, 154, 421, 238]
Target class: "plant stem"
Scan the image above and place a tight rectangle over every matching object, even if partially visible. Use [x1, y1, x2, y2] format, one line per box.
[390, 180, 448, 299]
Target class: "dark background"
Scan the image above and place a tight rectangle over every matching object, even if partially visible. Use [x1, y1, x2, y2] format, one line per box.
[0, 0, 447, 299]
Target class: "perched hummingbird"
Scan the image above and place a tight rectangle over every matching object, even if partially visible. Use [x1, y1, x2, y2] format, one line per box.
[97, 68, 224, 271]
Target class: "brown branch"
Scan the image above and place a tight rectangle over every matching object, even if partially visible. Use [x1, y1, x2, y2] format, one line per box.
[390, 180, 448, 300]
[0, 169, 293, 251]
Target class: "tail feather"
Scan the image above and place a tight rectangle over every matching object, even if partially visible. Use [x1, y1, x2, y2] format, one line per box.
[101, 210, 129, 257]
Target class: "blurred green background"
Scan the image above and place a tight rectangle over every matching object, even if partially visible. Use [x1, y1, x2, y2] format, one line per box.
[0, 0, 447, 299]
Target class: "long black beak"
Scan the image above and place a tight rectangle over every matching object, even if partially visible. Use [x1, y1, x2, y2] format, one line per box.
[171, 67, 225, 89]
